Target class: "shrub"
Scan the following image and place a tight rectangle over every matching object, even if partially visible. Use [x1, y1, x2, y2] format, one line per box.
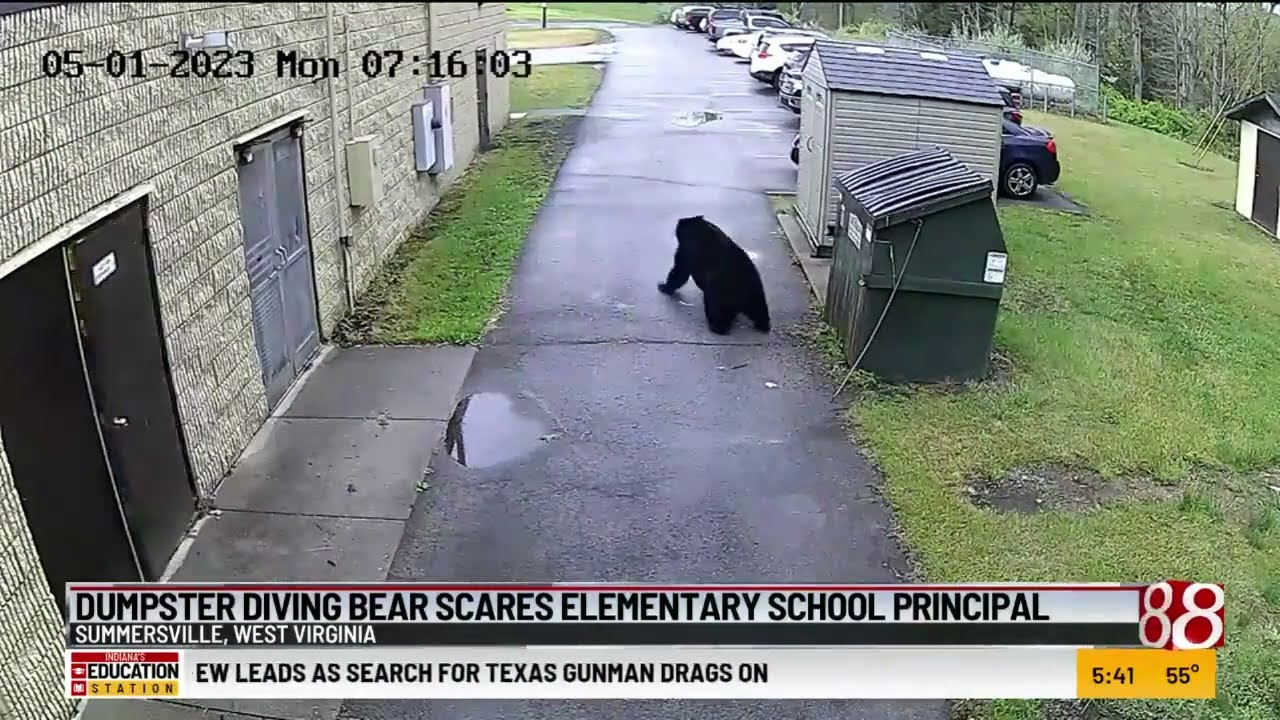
[1101, 85, 1239, 161]
[835, 19, 893, 42]
[951, 20, 1026, 53]
[1040, 36, 1093, 64]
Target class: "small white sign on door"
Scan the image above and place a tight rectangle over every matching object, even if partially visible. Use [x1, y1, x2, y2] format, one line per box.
[983, 251, 1007, 284]
[92, 252, 117, 286]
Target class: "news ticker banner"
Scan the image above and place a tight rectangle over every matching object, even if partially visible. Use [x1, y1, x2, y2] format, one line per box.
[67, 581, 1227, 648]
[66, 581, 1226, 700]
[66, 646, 1217, 701]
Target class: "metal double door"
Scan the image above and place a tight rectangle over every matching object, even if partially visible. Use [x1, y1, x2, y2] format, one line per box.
[236, 125, 320, 410]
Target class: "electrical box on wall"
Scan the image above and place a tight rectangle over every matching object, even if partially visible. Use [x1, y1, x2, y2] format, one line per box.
[424, 82, 454, 174]
[411, 100, 437, 173]
[345, 135, 382, 207]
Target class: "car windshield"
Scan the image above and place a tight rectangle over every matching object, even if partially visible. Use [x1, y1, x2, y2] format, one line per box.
[753, 17, 789, 28]
[710, 10, 738, 20]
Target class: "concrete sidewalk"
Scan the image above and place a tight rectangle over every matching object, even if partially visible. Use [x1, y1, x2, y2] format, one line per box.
[80, 344, 475, 720]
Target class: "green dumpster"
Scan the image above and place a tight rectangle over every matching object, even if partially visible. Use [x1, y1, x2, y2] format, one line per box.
[822, 147, 1008, 383]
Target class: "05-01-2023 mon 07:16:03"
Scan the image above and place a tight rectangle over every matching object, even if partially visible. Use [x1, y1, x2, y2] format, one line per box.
[38, 47, 532, 81]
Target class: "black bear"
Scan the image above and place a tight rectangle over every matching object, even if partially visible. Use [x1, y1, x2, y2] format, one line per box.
[658, 215, 771, 335]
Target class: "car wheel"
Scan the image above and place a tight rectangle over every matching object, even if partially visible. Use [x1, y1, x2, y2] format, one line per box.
[1003, 162, 1038, 199]
[772, 69, 783, 90]
[790, 146, 799, 165]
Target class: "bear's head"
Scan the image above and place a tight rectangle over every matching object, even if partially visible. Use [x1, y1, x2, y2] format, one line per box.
[674, 215, 705, 243]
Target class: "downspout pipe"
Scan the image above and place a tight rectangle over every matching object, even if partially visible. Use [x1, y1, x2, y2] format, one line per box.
[325, 4, 356, 312]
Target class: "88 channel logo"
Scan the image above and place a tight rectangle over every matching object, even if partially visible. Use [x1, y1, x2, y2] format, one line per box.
[1139, 580, 1225, 650]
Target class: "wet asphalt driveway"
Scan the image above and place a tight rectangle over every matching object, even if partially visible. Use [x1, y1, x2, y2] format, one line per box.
[340, 25, 947, 720]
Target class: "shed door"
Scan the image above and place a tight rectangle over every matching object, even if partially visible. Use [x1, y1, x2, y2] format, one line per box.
[799, 86, 829, 242]
[237, 126, 320, 410]
[1252, 129, 1280, 232]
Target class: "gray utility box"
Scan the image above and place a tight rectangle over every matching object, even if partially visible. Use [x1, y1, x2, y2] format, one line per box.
[823, 147, 1008, 383]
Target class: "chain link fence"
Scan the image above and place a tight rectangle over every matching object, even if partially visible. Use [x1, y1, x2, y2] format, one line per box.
[882, 29, 1103, 118]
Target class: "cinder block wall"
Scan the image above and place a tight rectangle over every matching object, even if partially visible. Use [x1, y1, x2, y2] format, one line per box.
[0, 3, 508, 718]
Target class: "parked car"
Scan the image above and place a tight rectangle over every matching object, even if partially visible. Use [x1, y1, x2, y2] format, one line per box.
[732, 28, 798, 59]
[711, 10, 789, 41]
[673, 5, 712, 28]
[750, 35, 817, 89]
[751, 27, 825, 56]
[998, 85, 1023, 108]
[716, 15, 790, 52]
[703, 8, 744, 36]
[777, 50, 809, 112]
[718, 31, 760, 56]
[995, 87, 1024, 125]
[683, 6, 713, 31]
[1000, 118, 1060, 198]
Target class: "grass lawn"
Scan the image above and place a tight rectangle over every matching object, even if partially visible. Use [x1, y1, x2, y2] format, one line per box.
[507, 27, 609, 50]
[506, 2, 672, 24]
[845, 111, 1280, 720]
[334, 118, 577, 345]
[510, 63, 603, 114]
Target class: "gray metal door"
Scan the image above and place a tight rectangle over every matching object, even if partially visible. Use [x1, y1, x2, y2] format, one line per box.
[236, 126, 319, 410]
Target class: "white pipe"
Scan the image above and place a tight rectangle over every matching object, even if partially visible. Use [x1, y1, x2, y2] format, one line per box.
[425, 2, 433, 52]
[325, 3, 355, 311]
[344, 13, 355, 134]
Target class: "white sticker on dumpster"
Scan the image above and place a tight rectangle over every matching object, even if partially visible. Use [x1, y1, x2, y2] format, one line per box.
[983, 252, 1007, 284]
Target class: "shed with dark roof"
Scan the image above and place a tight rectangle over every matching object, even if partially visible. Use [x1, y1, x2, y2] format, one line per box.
[796, 40, 1004, 257]
[1225, 92, 1280, 235]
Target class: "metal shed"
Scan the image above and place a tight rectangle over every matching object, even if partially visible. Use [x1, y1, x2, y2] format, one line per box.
[823, 147, 1007, 383]
[797, 41, 1005, 257]
[1225, 92, 1280, 237]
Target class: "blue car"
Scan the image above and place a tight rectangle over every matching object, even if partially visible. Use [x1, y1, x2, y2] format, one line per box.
[999, 117, 1060, 199]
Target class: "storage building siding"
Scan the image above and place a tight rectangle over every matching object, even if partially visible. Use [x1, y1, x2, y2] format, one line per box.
[915, 98, 1001, 186]
[821, 92, 920, 231]
[819, 94, 1000, 230]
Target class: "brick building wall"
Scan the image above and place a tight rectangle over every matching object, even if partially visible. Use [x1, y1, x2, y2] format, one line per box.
[0, 3, 509, 718]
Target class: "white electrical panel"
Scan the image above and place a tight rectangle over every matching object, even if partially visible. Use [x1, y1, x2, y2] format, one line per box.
[424, 82, 454, 174]
[345, 135, 383, 207]
[411, 100, 437, 173]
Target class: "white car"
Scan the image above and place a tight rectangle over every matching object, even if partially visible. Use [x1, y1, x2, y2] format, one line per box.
[718, 31, 759, 57]
[749, 35, 818, 88]
[748, 28, 825, 57]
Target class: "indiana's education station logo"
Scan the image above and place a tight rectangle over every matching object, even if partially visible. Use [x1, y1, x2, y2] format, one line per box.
[67, 651, 180, 699]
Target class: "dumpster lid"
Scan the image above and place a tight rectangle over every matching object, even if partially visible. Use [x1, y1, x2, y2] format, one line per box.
[836, 147, 993, 229]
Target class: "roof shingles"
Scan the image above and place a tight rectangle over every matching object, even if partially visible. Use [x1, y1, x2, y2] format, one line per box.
[812, 41, 1004, 107]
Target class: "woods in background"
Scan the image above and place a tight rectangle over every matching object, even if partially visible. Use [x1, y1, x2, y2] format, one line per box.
[775, 2, 1280, 159]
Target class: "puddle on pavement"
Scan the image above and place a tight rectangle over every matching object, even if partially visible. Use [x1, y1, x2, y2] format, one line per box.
[444, 393, 548, 469]
[671, 110, 722, 127]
